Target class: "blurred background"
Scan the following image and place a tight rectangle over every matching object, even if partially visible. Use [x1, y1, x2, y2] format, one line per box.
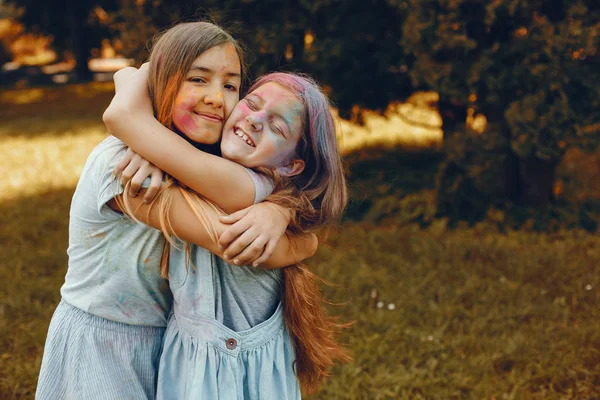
[1, 0, 599, 398]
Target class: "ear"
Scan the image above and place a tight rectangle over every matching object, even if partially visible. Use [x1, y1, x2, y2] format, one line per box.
[277, 159, 305, 177]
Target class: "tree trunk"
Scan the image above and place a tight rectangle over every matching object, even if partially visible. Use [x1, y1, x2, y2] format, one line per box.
[438, 98, 467, 140]
[517, 157, 558, 206]
[290, 27, 305, 68]
[66, 0, 92, 82]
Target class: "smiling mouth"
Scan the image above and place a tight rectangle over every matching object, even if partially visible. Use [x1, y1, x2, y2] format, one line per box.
[234, 128, 256, 147]
[193, 112, 222, 123]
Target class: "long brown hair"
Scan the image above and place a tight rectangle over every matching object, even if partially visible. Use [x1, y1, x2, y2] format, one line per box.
[248, 73, 351, 394]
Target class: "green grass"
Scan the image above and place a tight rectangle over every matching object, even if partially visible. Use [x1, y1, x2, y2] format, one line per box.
[312, 223, 600, 399]
[1, 84, 599, 399]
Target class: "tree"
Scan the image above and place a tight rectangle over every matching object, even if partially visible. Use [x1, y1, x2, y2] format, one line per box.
[302, 0, 413, 118]
[0, 2, 23, 66]
[10, 0, 119, 81]
[109, 0, 413, 118]
[402, 0, 600, 207]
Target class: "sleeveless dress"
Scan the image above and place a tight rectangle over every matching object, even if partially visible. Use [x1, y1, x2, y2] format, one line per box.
[156, 243, 301, 400]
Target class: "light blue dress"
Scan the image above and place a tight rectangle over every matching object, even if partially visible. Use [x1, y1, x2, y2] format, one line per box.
[37, 136, 170, 400]
[156, 243, 301, 400]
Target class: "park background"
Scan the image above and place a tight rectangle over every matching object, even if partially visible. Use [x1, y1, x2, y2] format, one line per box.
[1, 0, 599, 398]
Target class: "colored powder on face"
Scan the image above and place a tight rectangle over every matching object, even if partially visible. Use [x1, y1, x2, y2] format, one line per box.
[176, 113, 196, 133]
[221, 44, 240, 72]
[173, 87, 200, 133]
[280, 101, 303, 130]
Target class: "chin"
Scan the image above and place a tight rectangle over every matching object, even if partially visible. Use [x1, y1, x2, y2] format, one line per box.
[184, 130, 220, 145]
[221, 144, 250, 165]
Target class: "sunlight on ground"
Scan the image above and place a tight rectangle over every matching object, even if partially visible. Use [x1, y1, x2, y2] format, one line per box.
[1, 84, 446, 202]
[0, 129, 107, 201]
[0, 82, 115, 105]
[335, 93, 443, 155]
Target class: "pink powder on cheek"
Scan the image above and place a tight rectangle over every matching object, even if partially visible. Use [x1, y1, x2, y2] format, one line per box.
[232, 100, 251, 121]
[239, 100, 251, 112]
[261, 137, 295, 167]
[173, 85, 201, 133]
[174, 112, 197, 134]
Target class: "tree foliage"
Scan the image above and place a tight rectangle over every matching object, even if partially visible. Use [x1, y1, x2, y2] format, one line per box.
[402, 0, 600, 207]
[5, 0, 599, 210]
[107, 0, 412, 117]
[8, 0, 120, 79]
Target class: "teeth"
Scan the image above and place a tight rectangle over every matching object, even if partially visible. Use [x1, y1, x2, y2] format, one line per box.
[234, 129, 255, 147]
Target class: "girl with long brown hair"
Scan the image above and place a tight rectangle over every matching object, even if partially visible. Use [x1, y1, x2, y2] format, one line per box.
[36, 22, 314, 400]
[104, 64, 351, 396]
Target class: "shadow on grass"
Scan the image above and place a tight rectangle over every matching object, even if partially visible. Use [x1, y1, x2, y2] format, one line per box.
[343, 146, 443, 222]
[0, 188, 73, 399]
[342, 145, 600, 233]
[0, 84, 114, 139]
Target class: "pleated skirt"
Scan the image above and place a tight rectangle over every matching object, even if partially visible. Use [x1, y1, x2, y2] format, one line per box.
[36, 299, 165, 400]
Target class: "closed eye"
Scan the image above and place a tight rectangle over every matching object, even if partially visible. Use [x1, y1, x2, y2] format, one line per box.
[190, 77, 207, 84]
[271, 121, 285, 137]
[245, 98, 258, 111]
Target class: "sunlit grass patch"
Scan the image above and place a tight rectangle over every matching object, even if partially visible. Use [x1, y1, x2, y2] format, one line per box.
[0, 130, 107, 202]
[0, 83, 114, 127]
[335, 92, 444, 155]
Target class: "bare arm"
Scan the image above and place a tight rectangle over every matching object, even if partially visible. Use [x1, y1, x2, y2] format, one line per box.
[108, 188, 317, 269]
[103, 65, 255, 213]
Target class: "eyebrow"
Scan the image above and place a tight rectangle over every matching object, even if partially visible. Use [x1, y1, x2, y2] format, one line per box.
[189, 65, 241, 78]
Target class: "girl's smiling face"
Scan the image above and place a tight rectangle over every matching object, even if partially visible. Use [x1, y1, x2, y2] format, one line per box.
[172, 43, 241, 144]
[220, 82, 306, 174]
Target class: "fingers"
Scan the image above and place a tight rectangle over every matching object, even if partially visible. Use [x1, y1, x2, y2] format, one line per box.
[128, 161, 151, 197]
[222, 228, 260, 262]
[120, 154, 149, 196]
[114, 148, 135, 176]
[113, 67, 138, 92]
[218, 216, 252, 249]
[230, 235, 269, 267]
[251, 239, 278, 267]
[116, 148, 163, 201]
[138, 63, 150, 77]
[120, 153, 142, 185]
[219, 207, 250, 225]
[144, 169, 163, 203]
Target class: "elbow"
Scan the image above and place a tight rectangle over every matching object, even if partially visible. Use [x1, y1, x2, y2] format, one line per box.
[102, 106, 119, 134]
[103, 103, 132, 137]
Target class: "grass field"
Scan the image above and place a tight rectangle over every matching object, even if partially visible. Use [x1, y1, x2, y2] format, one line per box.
[1, 84, 599, 399]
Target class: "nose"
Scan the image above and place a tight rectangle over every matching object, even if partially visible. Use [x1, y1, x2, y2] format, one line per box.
[246, 112, 264, 131]
[204, 85, 224, 108]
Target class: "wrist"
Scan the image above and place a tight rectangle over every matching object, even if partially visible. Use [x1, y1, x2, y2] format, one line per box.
[269, 202, 293, 224]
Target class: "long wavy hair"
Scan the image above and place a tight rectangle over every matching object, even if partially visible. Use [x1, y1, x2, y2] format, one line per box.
[248, 73, 351, 394]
